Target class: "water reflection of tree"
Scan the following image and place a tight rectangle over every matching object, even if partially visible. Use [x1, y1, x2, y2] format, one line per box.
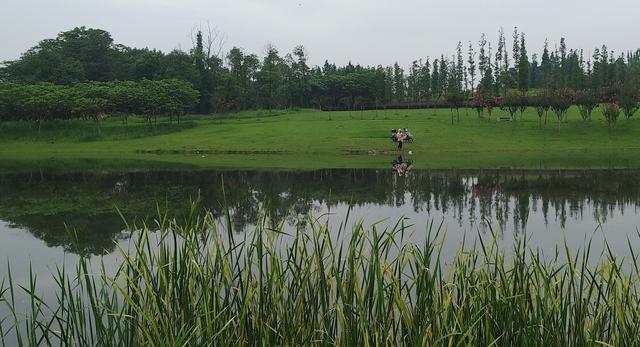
[1, 169, 639, 254]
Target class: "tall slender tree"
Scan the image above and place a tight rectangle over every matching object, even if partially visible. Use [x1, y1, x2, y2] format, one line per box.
[541, 40, 552, 88]
[511, 27, 520, 88]
[518, 33, 530, 92]
[431, 58, 440, 98]
[421, 58, 432, 100]
[455, 42, 465, 94]
[467, 42, 476, 93]
[393, 62, 406, 102]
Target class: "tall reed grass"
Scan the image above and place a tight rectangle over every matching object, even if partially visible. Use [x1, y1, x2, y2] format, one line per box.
[1, 201, 640, 346]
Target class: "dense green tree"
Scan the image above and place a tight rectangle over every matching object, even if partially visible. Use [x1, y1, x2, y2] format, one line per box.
[509, 27, 520, 89]
[550, 89, 574, 124]
[226, 47, 260, 109]
[407, 60, 420, 102]
[467, 42, 476, 94]
[502, 91, 521, 120]
[517, 33, 529, 92]
[559, 38, 567, 87]
[161, 49, 198, 82]
[392, 62, 406, 102]
[2, 27, 126, 84]
[438, 56, 448, 98]
[420, 59, 432, 101]
[619, 83, 639, 120]
[455, 42, 465, 95]
[257, 44, 286, 110]
[575, 89, 598, 121]
[431, 59, 440, 98]
[289, 45, 311, 107]
[532, 91, 552, 125]
[530, 54, 540, 88]
[133, 49, 164, 80]
[602, 102, 620, 128]
[540, 40, 552, 89]
[495, 27, 508, 94]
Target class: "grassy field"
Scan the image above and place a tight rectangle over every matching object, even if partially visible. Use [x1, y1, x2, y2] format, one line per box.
[1, 107, 640, 170]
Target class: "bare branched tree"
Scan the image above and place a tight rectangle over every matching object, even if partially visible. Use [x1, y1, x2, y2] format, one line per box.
[191, 21, 226, 60]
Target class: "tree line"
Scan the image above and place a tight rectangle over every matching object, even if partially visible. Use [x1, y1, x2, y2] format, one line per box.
[0, 79, 199, 125]
[1, 26, 640, 115]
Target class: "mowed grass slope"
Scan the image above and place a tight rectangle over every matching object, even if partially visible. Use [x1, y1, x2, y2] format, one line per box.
[1, 107, 639, 169]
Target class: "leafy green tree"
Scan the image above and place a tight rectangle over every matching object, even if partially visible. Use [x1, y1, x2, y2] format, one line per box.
[289, 45, 310, 107]
[473, 92, 485, 118]
[455, 42, 465, 95]
[494, 27, 507, 94]
[431, 59, 440, 98]
[559, 38, 568, 87]
[161, 50, 198, 83]
[575, 89, 598, 121]
[192, 30, 213, 113]
[529, 54, 540, 88]
[518, 33, 529, 92]
[420, 59, 432, 101]
[602, 102, 620, 128]
[133, 49, 164, 80]
[467, 42, 476, 94]
[438, 56, 448, 98]
[407, 60, 420, 102]
[2, 38, 86, 84]
[226, 47, 260, 109]
[540, 40, 552, 89]
[502, 91, 521, 120]
[511, 27, 520, 88]
[550, 89, 574, 125]
[532, 91, 552, 125]
[162, 79, 200, 122]
[619, 84, 639, 120]
[477, 34, 494, 98]
[446, 55, 464, 122]
[257, 44, 287, 110]
[392, 62, 406, 102]
[2, 27, 125, 83]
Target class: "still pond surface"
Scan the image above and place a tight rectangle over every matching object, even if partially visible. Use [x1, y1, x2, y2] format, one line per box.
[1, 165, 640, 296]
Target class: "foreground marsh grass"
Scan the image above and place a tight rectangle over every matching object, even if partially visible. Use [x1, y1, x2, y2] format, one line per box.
[1, 203, 640, 346]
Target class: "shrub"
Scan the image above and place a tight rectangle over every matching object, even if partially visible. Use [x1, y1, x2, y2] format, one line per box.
[602, 102, 620, 128]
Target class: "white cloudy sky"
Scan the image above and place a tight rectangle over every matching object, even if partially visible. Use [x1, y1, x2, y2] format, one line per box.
[1, 0, 638, 67]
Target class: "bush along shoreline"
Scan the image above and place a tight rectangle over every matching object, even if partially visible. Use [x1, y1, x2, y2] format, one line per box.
[2, 201, 640, 346]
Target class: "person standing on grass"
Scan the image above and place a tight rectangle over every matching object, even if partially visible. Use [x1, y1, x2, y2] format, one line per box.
[396, 128, 405, 149]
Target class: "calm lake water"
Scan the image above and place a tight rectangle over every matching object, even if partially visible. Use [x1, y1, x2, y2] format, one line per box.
[2, 165, 640, 343]
[0, 165, 638, 290]
[1, 166, 639, 262]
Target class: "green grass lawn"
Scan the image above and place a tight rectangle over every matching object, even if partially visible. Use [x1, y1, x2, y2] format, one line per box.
[1, 107, 639, 170]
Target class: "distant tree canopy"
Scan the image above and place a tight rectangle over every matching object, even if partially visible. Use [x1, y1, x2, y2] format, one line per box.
[2, 26, 640, 115]
[0, 80, 198, 123]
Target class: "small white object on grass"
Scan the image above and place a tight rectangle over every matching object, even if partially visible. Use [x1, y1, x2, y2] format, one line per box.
[408, 150, 413, 155]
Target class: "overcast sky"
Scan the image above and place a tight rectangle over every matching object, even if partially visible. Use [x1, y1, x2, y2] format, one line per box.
[1, 0, 639, 68]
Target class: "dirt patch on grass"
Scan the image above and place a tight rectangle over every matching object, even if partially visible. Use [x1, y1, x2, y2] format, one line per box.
[136, 149, 290, 155]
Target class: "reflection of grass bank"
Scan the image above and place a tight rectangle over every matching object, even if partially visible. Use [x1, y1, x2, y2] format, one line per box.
[1, 206, 639, 345]
[1, 107, 640, 169]
[2, 148, 640, 172]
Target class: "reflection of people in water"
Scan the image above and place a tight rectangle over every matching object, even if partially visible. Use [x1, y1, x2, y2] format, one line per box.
[392, 156, 413, 176]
